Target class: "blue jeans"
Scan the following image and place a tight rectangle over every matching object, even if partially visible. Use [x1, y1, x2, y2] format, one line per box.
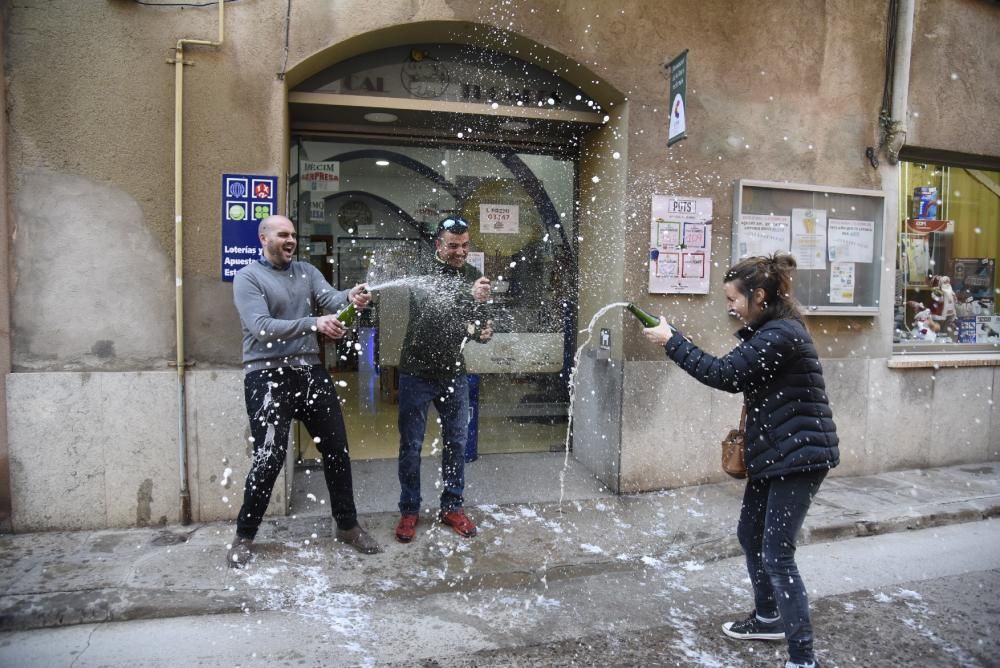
[738, 469, 827, 664]
[397, 372, 469, 514]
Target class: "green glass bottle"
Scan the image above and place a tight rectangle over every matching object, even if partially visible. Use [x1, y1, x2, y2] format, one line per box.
[336, 288, 367, 327]
[336, 302, 358, 327]
[626, 303, 660, 328]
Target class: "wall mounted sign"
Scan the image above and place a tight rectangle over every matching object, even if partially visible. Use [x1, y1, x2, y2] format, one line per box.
[648, 194, 712, 294]
[221, 173, 276, 282]
[298, 44, 599, 113]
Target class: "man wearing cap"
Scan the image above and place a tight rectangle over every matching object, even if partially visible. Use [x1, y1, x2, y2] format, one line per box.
[394, 216, 493, 543]
[226, 214, 382, 567]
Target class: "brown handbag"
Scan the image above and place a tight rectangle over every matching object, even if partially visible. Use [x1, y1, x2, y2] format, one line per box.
[721, 404, 748, 479]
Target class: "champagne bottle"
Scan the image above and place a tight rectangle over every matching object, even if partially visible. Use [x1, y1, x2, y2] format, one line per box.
[626, 303, 660, 328]
[336, 288, 367, 327]
[336, 302, 358, 327]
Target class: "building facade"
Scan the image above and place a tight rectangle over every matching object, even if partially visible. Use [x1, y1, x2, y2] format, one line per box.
[1, 0, 997, 531]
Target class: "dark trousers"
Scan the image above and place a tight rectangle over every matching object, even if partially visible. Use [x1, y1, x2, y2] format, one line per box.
[738, 469, 827, 664]
[397, 372, 469, 514]
[236, 365, 358, 539]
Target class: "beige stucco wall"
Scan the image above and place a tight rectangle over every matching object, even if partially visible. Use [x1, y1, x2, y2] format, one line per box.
[907, 0, 1000, 156]
[3, 0, 998, 527]
[5, 0, 897, 370]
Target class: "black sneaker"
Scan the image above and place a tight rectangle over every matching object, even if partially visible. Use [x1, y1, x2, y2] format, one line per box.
[722, 611, 785, 640]
[226, 535, 253, 568]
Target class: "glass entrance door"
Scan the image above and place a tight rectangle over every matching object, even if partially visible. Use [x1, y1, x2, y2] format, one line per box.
[291, 138, 578, 460]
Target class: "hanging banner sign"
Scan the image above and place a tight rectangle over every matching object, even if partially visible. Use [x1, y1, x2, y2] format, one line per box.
[221, 173, 276, 282]
[666, 49, 688, 146]
[648, 194, 712, 294]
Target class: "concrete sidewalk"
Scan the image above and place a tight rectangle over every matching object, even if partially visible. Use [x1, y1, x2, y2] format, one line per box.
[1, 461, 997, 633]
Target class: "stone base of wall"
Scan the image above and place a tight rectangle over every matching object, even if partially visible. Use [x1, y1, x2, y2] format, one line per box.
[7, 361, 998, 530]
[619, 359, 1000, 492]
[7, 370, 290, 532]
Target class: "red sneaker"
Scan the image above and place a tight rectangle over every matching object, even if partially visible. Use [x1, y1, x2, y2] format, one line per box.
[395, 513, 418, 543]
[439, 508, 477, 537]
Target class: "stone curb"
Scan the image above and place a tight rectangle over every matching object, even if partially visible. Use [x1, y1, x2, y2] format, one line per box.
[2, 499, 996, 633]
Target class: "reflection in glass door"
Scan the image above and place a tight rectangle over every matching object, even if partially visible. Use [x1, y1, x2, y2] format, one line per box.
[291, 138, 578, 460]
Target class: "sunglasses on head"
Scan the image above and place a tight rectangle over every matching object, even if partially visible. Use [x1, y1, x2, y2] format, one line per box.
[438, 217, 469, 232]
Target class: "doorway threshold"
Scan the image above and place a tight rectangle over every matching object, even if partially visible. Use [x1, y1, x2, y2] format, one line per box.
[289, 451, 613, 516]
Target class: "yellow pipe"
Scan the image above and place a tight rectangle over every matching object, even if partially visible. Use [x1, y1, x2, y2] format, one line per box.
[173, 0, 224, 525]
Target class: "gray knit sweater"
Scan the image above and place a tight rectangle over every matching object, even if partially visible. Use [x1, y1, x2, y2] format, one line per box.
[233, 259, 350, 372]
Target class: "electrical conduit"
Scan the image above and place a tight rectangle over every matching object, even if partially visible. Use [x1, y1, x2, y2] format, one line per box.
[172, 0, 225, 525]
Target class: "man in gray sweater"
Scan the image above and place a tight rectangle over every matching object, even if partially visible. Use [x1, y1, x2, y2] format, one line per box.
[226, 215, 382, 567]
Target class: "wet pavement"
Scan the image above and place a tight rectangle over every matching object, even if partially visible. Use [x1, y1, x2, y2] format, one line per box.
[0, 459, 997, 638]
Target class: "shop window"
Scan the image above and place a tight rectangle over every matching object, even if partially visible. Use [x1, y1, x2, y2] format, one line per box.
[895, 161, 1000, 351]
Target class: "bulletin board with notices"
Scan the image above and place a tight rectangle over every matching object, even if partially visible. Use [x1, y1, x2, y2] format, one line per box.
[732, 180, 886, 315]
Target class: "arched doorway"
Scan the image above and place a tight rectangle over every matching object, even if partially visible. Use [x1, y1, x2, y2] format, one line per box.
[283, 27, 626, 490]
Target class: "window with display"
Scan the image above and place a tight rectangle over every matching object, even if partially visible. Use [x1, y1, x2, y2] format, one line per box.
[895, 160, 1000, 351]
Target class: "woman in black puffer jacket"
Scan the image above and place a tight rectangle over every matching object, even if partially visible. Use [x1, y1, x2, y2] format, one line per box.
[642, 253, 838, 668]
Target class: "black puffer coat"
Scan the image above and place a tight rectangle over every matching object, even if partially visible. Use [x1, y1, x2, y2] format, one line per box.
[664, 316, 839, 480]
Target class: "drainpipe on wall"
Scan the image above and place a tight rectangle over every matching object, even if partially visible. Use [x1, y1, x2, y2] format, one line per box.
[886, 0, 915, 164]
[169, 0, 225, 525]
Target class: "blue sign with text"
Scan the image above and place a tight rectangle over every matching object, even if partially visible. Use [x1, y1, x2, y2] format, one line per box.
[221, 173, 277, 281]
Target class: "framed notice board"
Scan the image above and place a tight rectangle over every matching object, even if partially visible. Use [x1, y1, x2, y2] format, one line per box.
[732, 180, 886, 316]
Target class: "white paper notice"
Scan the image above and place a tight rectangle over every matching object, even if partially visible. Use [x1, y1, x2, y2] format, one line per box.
[480, 204, 520, 234]
[790, 208, 827, 270]
[467, 251, 485, 274]
[682, 252, 706, 278]
[302, 161, 340, 193]
[658, 221, 681, 247]
[829, 262, 855, 303]
[309, 195, 325, 222]
[682, 222, 707, 249]
[828, 219, 875, 263]
[737, 214, 791, 258]
[656, 252, 680, 278]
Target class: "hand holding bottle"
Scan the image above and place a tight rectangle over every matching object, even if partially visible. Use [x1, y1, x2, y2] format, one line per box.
[641, 317, 674, 346]
[349, 284, 371, 309]
[316, 314, 348, 339]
